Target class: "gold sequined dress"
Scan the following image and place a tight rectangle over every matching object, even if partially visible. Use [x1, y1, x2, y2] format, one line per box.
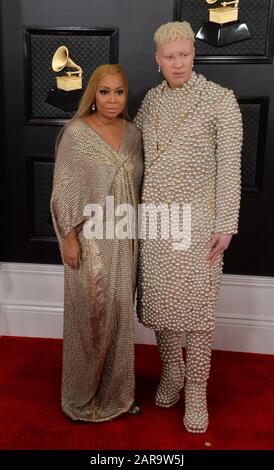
[50, 119, 143, 421]
[135, 72, 242, 332]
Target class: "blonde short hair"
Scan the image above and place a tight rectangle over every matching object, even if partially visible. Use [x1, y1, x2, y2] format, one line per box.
[154, 21, 195, 48]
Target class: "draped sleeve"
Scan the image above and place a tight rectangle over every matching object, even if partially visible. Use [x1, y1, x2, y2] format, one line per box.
[50, 123, 88, 241]
[214, 89, 243, 234]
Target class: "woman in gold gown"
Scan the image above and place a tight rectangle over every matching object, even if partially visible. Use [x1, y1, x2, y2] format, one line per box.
[50, 64, 143, 422]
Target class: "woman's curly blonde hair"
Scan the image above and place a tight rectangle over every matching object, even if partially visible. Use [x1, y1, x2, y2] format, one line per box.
[154, 21, 195, 48]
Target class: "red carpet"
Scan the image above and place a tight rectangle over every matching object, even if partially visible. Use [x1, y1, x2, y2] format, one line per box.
[1, 336, 274, 450]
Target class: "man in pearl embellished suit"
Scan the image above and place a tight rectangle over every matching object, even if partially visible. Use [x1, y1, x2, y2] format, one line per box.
[134, 21, 242, 433]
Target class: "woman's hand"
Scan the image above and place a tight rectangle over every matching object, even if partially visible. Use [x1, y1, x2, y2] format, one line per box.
[207, 233, 233, 266]
[63, 229, 81, 270]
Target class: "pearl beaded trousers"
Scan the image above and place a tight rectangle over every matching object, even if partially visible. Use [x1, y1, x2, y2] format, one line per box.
[184, 331, 213, 433]
[155, 330, 185, 407]
[155, 329, 213, 432]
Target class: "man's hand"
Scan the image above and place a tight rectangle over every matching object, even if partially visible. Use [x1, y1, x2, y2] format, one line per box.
[64, 229, 81, 270]
[207, 233, 233, 266]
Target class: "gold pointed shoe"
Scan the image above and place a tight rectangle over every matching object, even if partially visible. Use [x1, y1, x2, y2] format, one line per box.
[128, 401, 141, 415]
[183, 381, 209, 433]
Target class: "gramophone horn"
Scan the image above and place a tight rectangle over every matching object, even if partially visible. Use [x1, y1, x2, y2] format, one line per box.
[52, 46, 69, 72]
[52, 45, 82, 75]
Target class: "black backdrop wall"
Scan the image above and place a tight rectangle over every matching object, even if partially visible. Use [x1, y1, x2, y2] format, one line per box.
[1, 0, 274, 275]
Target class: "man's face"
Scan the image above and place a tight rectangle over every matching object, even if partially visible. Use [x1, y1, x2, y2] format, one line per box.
[156, 39, 195, 90]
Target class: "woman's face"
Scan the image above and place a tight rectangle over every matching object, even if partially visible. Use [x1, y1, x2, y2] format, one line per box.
[156, 39, 195, 90]
[94, 73, 126, 119]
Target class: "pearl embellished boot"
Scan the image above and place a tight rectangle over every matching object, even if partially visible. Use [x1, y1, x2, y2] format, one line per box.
[183, 331, 213, 433]
[155, 330, 185, 408]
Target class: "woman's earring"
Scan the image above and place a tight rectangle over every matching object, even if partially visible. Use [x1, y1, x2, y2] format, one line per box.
[91, 103, 96, 111]
[158, 64, 161, 73]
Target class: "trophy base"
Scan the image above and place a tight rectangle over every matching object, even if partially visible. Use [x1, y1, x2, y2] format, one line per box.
[45, 88, 82, 112]
[196, 21, 252, 47]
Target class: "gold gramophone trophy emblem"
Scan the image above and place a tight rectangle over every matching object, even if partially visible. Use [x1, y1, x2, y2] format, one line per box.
[46, 45, 83, 111]
[196, 0, 251, 46]
[52, 45, 83, 91]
